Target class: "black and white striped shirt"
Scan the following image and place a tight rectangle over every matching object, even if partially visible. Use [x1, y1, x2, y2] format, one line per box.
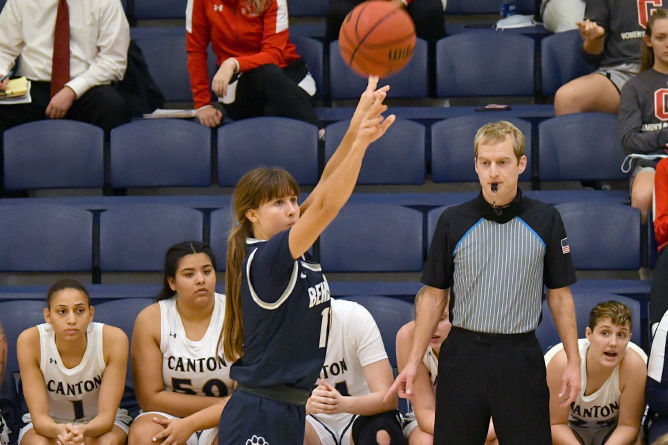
[422, 190, 576, 334]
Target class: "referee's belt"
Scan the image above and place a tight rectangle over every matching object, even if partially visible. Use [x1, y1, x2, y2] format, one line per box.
[237, 383, 311, 406]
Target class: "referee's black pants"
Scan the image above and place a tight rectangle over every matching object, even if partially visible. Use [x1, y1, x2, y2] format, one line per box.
[434, 327, 551, 445]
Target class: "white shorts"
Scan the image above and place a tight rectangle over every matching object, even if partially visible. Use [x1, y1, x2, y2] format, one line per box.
[135, 411, 218, 445]
[402, 411, 419, 438]
[18, 408, 132, 445]
[306, 413, 358, 445]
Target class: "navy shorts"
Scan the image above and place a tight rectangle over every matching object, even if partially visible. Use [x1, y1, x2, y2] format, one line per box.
[218, 390, 306, 445]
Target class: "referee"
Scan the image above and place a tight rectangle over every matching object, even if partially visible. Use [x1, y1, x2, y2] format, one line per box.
[388, 121, 581, 444]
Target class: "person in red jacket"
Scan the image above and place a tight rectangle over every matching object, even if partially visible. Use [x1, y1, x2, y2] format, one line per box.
[651, 158, 668, 324]
[186, 0, 321, 129]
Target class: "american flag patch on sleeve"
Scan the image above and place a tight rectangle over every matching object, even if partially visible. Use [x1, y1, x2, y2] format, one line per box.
[561, 237, 570, 254]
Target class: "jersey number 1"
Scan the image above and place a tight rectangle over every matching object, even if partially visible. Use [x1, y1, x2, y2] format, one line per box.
[319, 307, 330, 348]
[71, 400, 84, 420]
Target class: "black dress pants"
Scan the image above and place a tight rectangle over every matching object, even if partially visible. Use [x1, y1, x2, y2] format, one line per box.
[0, 81, 132, 136]
[434, 327, 552, 445]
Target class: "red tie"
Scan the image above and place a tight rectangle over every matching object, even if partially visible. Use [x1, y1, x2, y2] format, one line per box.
[50, 0, 70, 98]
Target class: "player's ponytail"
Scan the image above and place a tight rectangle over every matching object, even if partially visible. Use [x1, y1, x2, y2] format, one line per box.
[223, 167, 300, 362]
[642, 8, 668, 71]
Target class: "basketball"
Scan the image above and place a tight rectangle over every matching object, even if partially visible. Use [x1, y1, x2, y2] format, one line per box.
[338, 1, 416, 78]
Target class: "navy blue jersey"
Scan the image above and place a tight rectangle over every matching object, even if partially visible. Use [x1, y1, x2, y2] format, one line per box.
[230, 229, 331, 390]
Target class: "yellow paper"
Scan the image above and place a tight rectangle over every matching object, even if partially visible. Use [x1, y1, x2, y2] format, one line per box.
[0, 76, 28, 98]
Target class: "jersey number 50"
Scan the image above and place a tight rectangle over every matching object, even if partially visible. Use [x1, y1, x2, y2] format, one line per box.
[172, 378, 229, 397]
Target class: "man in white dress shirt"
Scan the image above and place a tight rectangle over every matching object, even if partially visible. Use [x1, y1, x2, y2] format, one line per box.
[0, 0, 131, 135]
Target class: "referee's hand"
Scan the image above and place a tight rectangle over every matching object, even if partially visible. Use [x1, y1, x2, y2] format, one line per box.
[558, 361, 581, 407]
[384, 360, 418, 401]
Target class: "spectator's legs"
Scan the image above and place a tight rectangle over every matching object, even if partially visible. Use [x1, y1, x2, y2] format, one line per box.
[407, 0, 445, 43]
[0, 81, 51, 136]
[326, 0, 363, 43]
[228, 64, 321, 127]
[554, 74, 620, 115]
[67, 85, 132, 134]
[631, 169, 655, 223]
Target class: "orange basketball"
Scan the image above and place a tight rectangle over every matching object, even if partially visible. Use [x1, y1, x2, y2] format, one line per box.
[338, 1, 416, 78]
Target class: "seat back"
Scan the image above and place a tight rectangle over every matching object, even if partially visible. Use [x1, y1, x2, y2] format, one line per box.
[540, 29, 595, 96]
[110, 119, 211, 187]
[217, 117, 319, 186]
[0, 204, 93, 272]
[339, 296, 414, 369]
[539, 113, 627, 181]
[436, 31, 534, 97]
[445, 0, 536, 14]
[208, 206, 233, 271]
[319, 204, 424, 272]
[555, 201, 641, 270]
[3, 120, 103, 190]
[99, 204, 203, 272]
[324, 118, 426, 184]
[430, 115, 532, 182]
[329, 39, 428, 100]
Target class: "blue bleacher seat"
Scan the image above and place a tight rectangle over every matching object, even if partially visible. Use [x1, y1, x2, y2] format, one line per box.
[539, 112, 627, 182]
[99, 204, 203, 272]
[430, 115, 532, 182]
[208, 206, 232, 270]
[0, 204, 93, 272]
[131, 27, 190, 102]
[329, 38, 429, 100]
[445, 0, 535, 14]
[650, 210, 658, 268]
[110, 119, 211, 188]
[3, 120, 104, 190]
[291, 35, 324, 99]
[324, 118, 426, 184]
[536, 293, 643, 353]
[0, 300, 46, 375]
[217, 117, 319, 186]
[339, 295, 414, 369]
[556, 201, 641, 270]
[134, 0, 185, 20]
[319, 204, 423, 272]
[540, 29, 595, 97]
[288, 0, 329, 16]
[436, 31, 534, 97]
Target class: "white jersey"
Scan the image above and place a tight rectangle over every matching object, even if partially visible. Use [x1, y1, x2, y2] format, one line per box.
[545, 338, 647, 429]
[160, 293, 233, 397]
[35, 322, 105, 423]
[317, 299, 387, 396]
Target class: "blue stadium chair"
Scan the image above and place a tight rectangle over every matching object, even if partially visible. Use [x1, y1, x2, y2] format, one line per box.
[288, 0, 329, 16]
[131, 27, 216, 102]
[435, 31, 534, 97]
[445, 0, 535, 14]
[555, 201, 642, 270]
[319, 204, 423, 272]
[650, 210, 658, 269]
[430, 115, 532, 182]
[208, 206, 232, 271]
[324, 118, 426, 184]
[329, 38, 429, 100]
[291, 35, 324, 99]
[217, 117, 319, 186]
[110, 119, 212, 187]
[0, 204, 93, 272]
[539, 113, 627, 182]
[541, 29, 595, 97]
[134, 0, 185, 19]
[99, 204, 203, 272]
[536, 293, 642, 353]
[3, 120, 104, 190]
[339, 296, 414, 369]
[0, 300, 46, 375]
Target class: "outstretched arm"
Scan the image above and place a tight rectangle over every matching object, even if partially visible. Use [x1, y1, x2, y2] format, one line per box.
[290, 76, 395, 259]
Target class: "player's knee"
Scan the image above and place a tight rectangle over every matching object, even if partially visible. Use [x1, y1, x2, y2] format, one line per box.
[554, 81, 586, 115]
[127, 417, 160, 442]
[375, 429, 391, 445]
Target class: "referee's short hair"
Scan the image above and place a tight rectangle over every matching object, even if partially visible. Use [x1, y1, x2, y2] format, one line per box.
[588, 300, 633, 330]
[474, 121, 525, 163]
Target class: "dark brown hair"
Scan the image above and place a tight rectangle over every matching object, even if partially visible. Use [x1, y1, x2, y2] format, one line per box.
[642, 9, 668, 71]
